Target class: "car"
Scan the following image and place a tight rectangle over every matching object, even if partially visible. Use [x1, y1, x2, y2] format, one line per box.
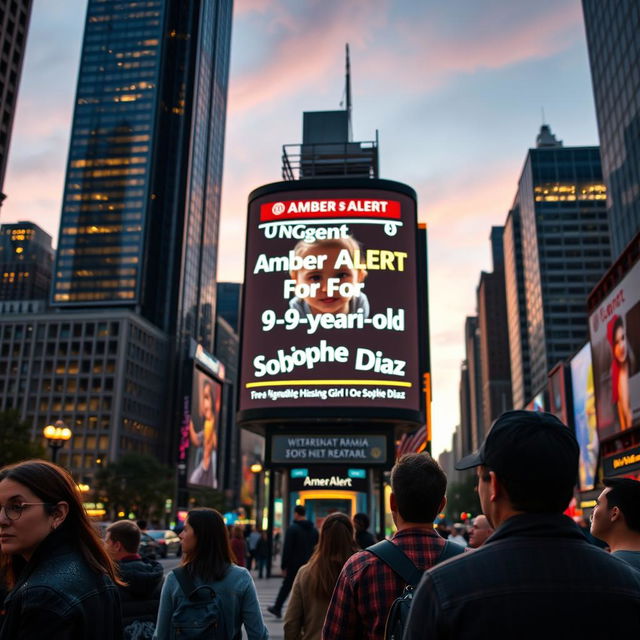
[139, 532, 162, 560]
[146, 529, 181, 558]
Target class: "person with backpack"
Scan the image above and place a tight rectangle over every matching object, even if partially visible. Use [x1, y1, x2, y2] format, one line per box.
[284, 512, 359, 640]
[322, 453, 461, 640]
[153, 508, 267, 640]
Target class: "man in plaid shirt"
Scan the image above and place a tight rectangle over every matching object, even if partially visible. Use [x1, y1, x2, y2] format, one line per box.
[322, 452, 449, 640]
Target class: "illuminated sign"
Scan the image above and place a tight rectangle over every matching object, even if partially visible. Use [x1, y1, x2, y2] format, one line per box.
[603, 445, 640, 476]
[570, 343, 599, 491]
[589, 259, 640, 439]
[288, 466, 368, 492]
[271, 433, 388, 465]
[239, 180, 421, 425]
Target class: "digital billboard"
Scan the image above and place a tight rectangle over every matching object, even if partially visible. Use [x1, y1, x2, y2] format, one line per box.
[547, 363, 569, 426]
[238, 180, 421, 425]
[181, 367, 222, 489]
[570, 343, 599, 491]
[589, 259, 640, 439]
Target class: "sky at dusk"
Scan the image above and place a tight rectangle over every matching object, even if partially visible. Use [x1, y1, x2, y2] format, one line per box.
[1, 0, 600, 458]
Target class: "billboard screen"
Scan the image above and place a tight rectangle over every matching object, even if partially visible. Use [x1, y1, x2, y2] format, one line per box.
[238, 180, 421, 425]
[184, 367, 222, 489]
[570, 343, 599, 491]
[589, 259, 640, 440]
[547, 364, 569, 426]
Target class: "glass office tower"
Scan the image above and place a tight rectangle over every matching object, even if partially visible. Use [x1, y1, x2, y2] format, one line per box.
[582, 0, 640, 257]
[505, 126, 611, 398]
[52, 0, 232, 354]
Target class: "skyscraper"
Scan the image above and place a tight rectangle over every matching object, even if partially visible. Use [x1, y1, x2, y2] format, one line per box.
[0, 221, 53, 301]
[505, 125, 611, 398]
[52, 0, 232, 355]
[0, 0, 33, 202]
[477, 227, 511, 431]
[582, 0, 640, 257]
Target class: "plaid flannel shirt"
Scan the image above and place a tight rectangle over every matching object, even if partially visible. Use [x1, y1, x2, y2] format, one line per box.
[322, 527, 446, 640]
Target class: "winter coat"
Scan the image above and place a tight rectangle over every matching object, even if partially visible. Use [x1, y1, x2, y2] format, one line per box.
[0, 527, 122, 640]
[117, 555, 163, 626]
[281, 520, 319, 572]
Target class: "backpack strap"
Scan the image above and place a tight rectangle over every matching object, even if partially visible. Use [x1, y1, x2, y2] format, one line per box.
[367, 540, 422, 587]
[436, 540, 466, 564]
[173, 567, 198, 599]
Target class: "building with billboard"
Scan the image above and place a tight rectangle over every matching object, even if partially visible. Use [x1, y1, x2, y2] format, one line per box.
[504, 125, 611, 399]
[238, 177, 423, 532]
[582, 0, 640, 257]
[0, 0, 33, 203]
[0, 221, 53, 301]
[588, 232, 640, 480]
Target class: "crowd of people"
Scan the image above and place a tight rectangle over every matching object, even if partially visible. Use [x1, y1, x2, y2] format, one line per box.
[2, 410, 640, 639]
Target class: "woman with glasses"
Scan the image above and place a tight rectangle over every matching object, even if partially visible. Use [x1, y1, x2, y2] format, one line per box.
[0, 459, 123, 639]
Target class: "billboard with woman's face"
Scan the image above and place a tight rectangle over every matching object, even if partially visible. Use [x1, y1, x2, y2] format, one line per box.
[238, 180, 422, 426]
[589, 259, 640, 440]
[185, 368, 222, 489]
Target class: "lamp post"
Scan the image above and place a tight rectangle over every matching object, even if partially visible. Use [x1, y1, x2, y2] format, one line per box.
[43, 420, 72, 464]
[250, 462, 263, 527]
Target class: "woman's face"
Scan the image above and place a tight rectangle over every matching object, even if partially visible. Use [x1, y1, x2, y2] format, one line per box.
[179, 519, 197, 557]
[0, 478, 58, 561]
[614, 325, 627, 363]
[202, 384, 213, 420]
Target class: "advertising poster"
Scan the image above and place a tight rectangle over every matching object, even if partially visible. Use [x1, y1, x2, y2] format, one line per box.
[547, 364, 569, 426]
[239, 182, 420, 423]
[570, 343, 599, 491]
[589, 259, 640, 440]
[186, 368, 222, 489]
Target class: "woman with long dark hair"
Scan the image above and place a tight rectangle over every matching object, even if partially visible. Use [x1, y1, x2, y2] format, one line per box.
[283, 512, 359, 640]
[0, 459, 122, 639]
[154, 508, 267, 639]
[608, 314, 633, 429]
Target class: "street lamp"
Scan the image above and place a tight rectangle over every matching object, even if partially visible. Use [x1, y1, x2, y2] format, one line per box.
[43, 420, 72, 464]
[250, 462, 263, 526]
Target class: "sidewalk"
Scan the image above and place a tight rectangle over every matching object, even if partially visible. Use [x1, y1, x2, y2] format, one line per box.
[252, 573, 287, 640]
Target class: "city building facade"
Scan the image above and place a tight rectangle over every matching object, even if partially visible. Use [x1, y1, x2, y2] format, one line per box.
[507, 126, 611, 396]
[0, 0, 33, 202]
[582, 0, 640, 257]
[0, 221, 53, 301]
[51, 0, 232, 357]
[0, 308, 168, 483]
[477, 226, 511, 430]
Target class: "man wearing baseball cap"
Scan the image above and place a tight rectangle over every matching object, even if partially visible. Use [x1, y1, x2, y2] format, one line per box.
[405, 410, 640, 639]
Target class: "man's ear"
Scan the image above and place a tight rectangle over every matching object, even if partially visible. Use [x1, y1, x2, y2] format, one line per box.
[390, 492, 397, 513]
[438, 496, 447, 513]
[489, 471, 501, 503]
[610, 506, 622, 524]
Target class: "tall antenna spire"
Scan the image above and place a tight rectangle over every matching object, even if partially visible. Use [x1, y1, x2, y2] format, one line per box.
[345, 43, 352, 141]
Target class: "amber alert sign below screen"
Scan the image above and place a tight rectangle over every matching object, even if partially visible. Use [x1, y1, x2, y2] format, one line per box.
[238, 181, 421, 422]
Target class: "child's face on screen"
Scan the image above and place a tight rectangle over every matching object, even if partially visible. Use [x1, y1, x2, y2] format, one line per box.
[292, 245, 365, 315]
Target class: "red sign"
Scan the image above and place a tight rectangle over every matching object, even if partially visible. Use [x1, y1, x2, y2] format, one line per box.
[260, 199, 401, 222]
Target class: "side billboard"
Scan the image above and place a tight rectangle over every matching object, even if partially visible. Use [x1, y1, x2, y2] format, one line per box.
[589, 259, 640, 440]
[570, 343, 599, 491]
[238, 179, 421, 426]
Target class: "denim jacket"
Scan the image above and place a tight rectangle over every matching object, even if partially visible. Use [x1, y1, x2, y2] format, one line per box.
[153, 564, 268, 640]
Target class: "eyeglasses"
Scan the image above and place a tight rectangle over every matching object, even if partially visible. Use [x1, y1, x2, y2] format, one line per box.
[0, 502, 53, 522]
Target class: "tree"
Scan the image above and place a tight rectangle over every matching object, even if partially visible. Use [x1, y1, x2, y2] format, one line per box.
[0, 410, 46, 467]
[445, 471, 481, 523]
[94, 453, 174, 522]
[188, 485, 226, 513]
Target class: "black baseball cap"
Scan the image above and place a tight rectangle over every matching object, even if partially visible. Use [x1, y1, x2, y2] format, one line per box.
[456, 410, 579, 484]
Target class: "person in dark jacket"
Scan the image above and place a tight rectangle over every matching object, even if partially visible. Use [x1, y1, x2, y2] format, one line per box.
[267, 504, 318, 618]
[405, 411, 640, 640]
[0, 459, 123, 639]
[352, 513, 375, 549]
[105, 520, 163, 637]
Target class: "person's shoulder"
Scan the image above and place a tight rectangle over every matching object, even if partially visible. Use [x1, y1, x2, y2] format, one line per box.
[339, 548, 380, 580]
